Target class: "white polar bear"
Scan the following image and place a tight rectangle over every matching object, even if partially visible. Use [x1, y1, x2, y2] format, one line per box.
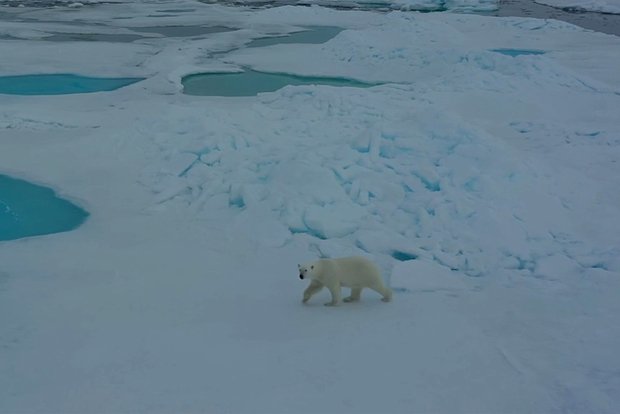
[298, 256, 392, 306]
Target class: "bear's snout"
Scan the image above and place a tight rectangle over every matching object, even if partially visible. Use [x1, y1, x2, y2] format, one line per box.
[299, 274, 304, 280]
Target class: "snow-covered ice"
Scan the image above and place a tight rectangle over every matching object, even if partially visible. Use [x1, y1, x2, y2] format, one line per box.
[1, 1, 619, 413]
[535, 0, 620, 14]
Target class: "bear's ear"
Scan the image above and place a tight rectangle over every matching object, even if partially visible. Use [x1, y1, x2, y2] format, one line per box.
[297, 264, 301, 269]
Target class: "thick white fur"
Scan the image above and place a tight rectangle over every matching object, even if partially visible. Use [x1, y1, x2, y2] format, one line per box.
[299, 256, 392, 306]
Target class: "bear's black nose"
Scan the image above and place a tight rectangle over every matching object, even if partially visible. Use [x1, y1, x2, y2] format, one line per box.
[299, 274, 304, 280]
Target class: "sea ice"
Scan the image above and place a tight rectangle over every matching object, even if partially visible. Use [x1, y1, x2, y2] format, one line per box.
[1, 1, 619, 413]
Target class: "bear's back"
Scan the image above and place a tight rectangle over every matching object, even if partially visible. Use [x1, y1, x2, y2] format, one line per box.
[327, 256, 382, 287]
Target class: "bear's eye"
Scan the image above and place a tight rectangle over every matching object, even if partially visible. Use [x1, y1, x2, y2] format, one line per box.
[311, 265, 314, 270]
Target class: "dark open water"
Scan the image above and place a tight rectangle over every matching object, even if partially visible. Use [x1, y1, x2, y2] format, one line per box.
[198, 0, 620, 36]
[486, 0, 620, 36]
[1, 0, 619, 36]
[203, 0, 620, 36]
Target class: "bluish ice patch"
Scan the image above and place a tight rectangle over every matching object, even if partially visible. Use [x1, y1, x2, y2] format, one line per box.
[464, 177, 480, 192]
[354, 145, 370, 154]
[512, 256, 536, 272]
[228, 196, 246, 209]
[182, 70, 379, 97]
[491, 48, 546, 57]
[379, 145, 397, 159]
[147, 14, 183, 18]
[354, 239, 370, 253]
[510, 121, 534, 133]
[156, 9, 197, 13]
[0, 174, 88, 241]
[178, 158, 201, 178]
[381, 132, 397, 141]
[228, 186, 246, 208]
[289, 226, 325, 240]
[0, 74, 144, 95]
[391, 251, 418, 262]
[401, 183, 414, 194]
[413, 173, 441, 192]
[246, 26, 342, 48]
[575, 131, 601, 137]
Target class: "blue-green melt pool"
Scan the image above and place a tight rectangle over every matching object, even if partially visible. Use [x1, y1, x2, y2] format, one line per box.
[182, 70, 378, 97]
[0, 174, 89, 241]
[0, 74, 144, 95]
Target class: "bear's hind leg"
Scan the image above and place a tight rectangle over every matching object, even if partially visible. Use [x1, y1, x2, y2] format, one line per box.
[370, 285, 392, 302]
[344, 288, 362, 303]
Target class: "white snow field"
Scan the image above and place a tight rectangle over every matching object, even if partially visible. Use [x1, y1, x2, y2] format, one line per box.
[1, 1, 620, 413]
[535, 0, 620, 14]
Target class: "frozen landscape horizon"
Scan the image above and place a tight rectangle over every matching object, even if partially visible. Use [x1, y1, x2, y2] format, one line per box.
[1, 0, 619, 413]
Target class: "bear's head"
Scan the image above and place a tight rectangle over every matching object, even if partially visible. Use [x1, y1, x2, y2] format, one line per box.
[298, 262, 317, 280]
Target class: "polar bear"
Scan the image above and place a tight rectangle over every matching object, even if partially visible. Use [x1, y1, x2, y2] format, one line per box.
[298, 256, 392, 306]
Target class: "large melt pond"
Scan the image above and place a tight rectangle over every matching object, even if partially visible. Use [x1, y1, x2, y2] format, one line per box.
[182, 70, 378, 96]
[0, 174, 88, 241]
[246, 26, 342, 48]
[0, 74, 144, 95]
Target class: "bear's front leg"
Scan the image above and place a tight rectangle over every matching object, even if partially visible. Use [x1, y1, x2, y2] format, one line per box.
[324, 284, 341, 307]
[303, 280, 323, 304]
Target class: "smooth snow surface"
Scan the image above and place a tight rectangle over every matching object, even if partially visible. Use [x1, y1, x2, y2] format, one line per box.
[1, 1, 619, 413]
[535, 0, 620, 14]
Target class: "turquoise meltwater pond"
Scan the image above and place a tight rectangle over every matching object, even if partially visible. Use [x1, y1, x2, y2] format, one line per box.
[0, 174, 88, 241]
[0, 74, 144, 95]
[182, 70, 378, 97]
